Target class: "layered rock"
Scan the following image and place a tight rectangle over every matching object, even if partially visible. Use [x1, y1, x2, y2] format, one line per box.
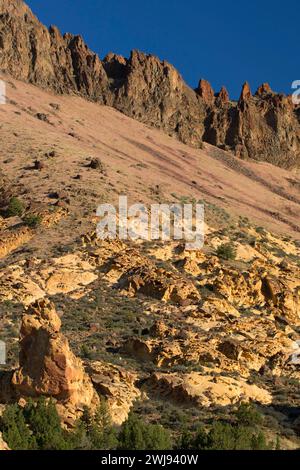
[1, 0, 299, 167]
[0, 226, 33, 259]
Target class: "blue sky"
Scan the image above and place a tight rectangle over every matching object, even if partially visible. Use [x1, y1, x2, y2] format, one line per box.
[26, 0, 299, 99]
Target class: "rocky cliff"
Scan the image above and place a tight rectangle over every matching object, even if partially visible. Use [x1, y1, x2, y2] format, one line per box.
[0, 0, 300, 167]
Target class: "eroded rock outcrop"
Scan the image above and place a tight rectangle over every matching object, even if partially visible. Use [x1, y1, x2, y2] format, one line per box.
[147, 372, 272, 407]
[0, 226, 33, 258]
[1, 298, 140, 425]
[87, 361, 141, 426]
[256, 83, 272, 97]
[196, 79, 215, 105]
[0, 169, 13, 214]
[11, 300, 97, 413]
[103, 248, 200, 304]
[0, 253, 98, 304]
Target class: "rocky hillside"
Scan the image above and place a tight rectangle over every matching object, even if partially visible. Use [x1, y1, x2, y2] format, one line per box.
[1, 0, 300, 452]
[0, 75, 299, 448]
[0, 0, 300, 168]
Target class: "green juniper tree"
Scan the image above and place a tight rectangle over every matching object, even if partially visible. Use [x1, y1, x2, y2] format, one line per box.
[24, 397, 72, 450]
[72, 400, 118, 450]
[118, 412, 172, 451]
[0, 403, 36, 450]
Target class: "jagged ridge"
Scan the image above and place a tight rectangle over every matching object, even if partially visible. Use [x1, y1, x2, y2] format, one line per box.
[0, 0, 300, 168]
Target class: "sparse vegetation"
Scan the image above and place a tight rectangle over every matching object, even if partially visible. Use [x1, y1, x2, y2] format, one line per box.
[216, 242, 237, 260]
[6, 197, 24, 217]
[23, 214, 42, 228]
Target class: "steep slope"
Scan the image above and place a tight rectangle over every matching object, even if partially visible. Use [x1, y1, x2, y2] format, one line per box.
[0, 77, 300, 242]
[0, 0, 300, 168]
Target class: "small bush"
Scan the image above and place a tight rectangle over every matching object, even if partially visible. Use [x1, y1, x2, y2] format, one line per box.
[217, 242, 237, 260]
[23, 214, 42, 228]
[234, 403, 263, 427]
[6, 197, 24, 217]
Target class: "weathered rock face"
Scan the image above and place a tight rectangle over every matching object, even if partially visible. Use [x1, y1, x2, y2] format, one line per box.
[147, 372, 272, 407]
[256, 82, 272, 97]
[1, 0, 300, 167]
[204, 82, 300, 167]
[239, 82, 252, 102]
[0, 1, 109, 99]
[0, 1, 204, 147]
[87, 361, 141, 426]
[11, 299, 96, 410]
[107, 50, 205, 147]
[0, 226, 33, 259]
[216, 86, 230, 106]
[1, 296, 139, 425]
[0, 252, 98, 304]
[196, 79, 215, 105]
[103, 247, 200, 304]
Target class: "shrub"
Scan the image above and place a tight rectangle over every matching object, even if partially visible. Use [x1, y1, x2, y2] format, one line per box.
[23, 214, 42, 228]
[234, 403, 263, 427]
[6, 197, 24, 217]
[217, 242, 237, 260]
[118, 412, 172, 450]
[80, 344, 93, 360]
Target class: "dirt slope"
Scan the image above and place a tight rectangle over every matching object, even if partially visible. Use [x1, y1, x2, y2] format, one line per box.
[0, 75, 300, 240]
